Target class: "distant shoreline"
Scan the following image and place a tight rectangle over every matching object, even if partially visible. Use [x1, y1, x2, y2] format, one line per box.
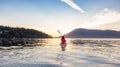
[0, 25, 52, 38]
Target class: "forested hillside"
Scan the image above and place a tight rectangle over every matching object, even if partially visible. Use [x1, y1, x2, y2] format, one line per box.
[0, 26, 52, 38]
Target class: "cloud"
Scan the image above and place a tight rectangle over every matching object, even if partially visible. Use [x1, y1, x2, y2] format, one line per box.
[61, 0, 85, 13]
[80, 8, 120, 28]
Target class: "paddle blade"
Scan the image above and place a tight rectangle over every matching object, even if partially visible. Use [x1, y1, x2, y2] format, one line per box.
[57, 30, 62, 36]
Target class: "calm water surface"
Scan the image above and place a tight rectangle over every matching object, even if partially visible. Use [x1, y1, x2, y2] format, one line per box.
[0, 38, 120, 67]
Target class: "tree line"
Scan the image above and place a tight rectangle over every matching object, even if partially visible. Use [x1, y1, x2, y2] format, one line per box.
[0, 25, 52, 38]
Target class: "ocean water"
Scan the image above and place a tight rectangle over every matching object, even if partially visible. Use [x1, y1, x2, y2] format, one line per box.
[0, 38, 120, 67]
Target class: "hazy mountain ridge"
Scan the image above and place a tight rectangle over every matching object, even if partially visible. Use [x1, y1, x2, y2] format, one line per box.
[65, 28, 120, 38]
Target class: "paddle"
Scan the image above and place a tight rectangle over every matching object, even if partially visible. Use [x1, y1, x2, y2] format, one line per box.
[57, 30, 62, 37]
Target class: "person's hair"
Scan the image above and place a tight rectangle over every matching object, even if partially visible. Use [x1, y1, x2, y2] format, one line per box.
[62, 36, 65, 39]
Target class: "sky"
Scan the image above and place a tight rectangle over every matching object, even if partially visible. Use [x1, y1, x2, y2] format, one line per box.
[0, 0, 120, 37]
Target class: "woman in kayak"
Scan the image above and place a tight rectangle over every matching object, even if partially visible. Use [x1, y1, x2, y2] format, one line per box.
[60, 36, 66, 51]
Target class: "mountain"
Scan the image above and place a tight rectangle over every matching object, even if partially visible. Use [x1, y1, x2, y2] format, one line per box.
[64, 28, 120, 38]
[0, 25, 52, 38]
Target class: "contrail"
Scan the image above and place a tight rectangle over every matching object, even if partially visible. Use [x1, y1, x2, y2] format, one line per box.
[61, 0, 85, 13]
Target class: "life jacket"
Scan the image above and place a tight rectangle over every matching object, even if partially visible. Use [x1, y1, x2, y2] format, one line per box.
[61, 38, 66, 44]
